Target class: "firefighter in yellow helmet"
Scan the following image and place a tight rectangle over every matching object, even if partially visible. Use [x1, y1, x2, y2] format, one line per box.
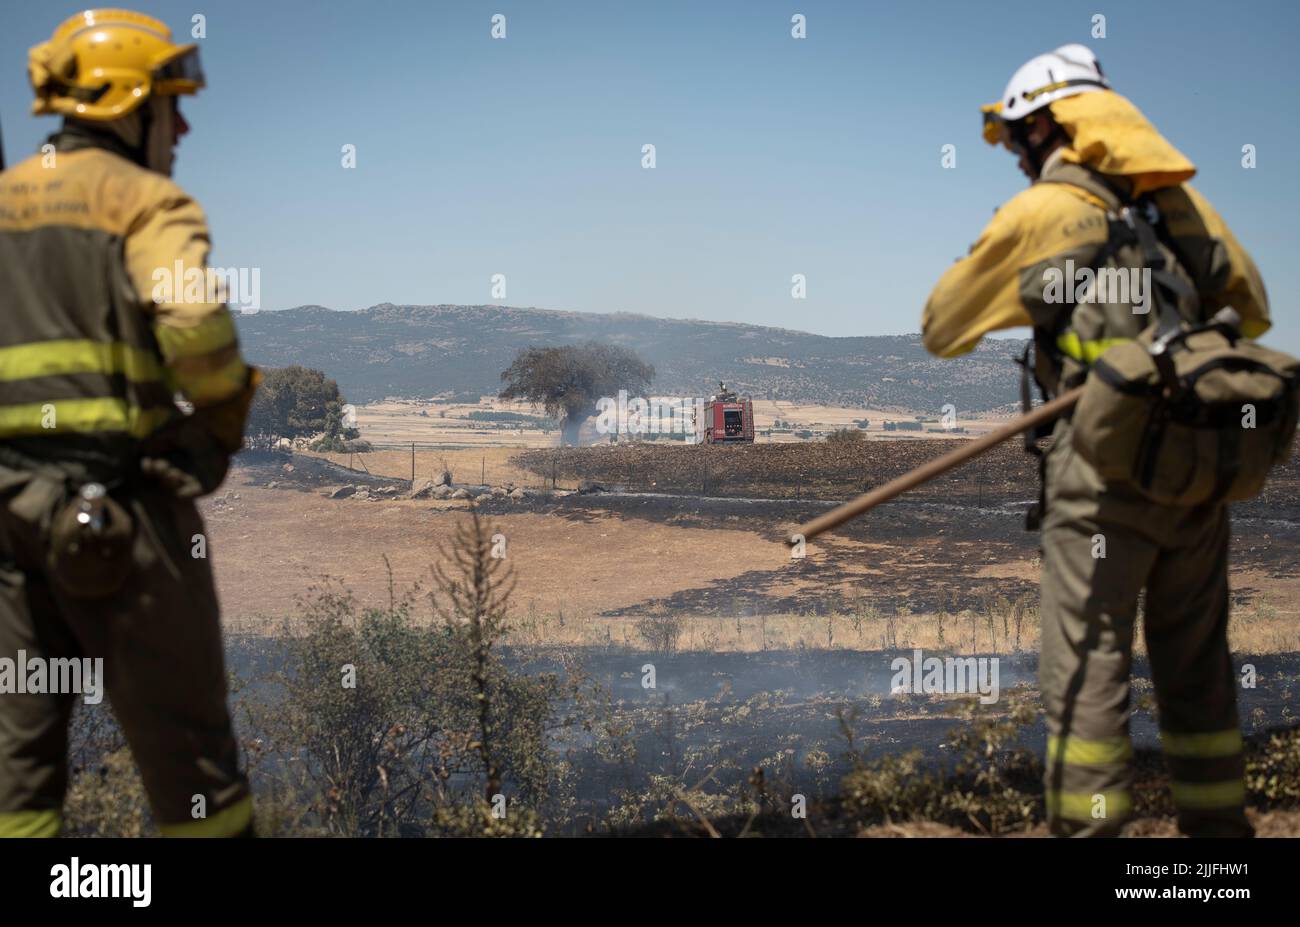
[0, 10, 258, 837]
[923, 45, 1269, 836]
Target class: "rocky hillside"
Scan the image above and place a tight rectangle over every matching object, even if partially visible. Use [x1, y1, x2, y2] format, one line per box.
[234, 303, 1026, 411]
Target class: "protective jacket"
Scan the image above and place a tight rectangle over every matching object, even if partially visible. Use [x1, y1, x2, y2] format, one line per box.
[923, 91, 1269, 396]
[0, 123, 255, 481]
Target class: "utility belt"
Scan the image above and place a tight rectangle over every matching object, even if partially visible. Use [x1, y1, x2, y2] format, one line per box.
[0, 440, 141, 599]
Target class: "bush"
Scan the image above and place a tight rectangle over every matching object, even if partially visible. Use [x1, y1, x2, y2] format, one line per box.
[62, 746, 151, 838]
[840, 693, 1040, 835]
[1247, 726, 1300, 807]
[635, 612, 685, 653]
[248, 366, 357, 447]
[248, 515, 567, 836]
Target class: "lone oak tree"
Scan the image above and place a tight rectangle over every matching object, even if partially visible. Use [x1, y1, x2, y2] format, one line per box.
[499, 342, 654, 446]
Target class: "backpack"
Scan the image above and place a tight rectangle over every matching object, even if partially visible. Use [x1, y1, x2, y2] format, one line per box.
[1069, 201, 1299, 505]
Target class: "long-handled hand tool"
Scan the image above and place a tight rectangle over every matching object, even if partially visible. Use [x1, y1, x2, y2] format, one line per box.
[788, 386, 1082, 545]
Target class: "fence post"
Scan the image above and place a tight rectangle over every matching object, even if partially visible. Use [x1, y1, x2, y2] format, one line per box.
[411, 442, 416, 488]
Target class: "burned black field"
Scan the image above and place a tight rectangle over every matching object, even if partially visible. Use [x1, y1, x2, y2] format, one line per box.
[79, 438, 1294, 837]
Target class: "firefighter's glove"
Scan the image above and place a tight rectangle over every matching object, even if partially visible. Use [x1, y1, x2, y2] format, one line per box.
[139, 454, 211, 499]
[140, 419, 231, 499]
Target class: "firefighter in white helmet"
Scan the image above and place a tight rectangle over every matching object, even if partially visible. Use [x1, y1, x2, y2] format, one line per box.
[924, 45, 1269, 836]
[981, 44, 1109, 179]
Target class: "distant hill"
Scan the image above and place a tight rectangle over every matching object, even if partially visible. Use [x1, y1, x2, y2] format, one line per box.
[234, 304, 1026, 412]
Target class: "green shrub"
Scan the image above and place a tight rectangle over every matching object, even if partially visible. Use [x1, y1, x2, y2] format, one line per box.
[1247, 726, 1300, 807]
[248, 513, 567, 836]
[840, 692, 1040, 835]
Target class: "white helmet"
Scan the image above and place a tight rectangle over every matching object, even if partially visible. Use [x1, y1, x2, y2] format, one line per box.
[982, 44, 1109, 146]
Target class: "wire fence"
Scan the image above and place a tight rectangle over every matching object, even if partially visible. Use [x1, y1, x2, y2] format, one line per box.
[317, 442, 565, 491]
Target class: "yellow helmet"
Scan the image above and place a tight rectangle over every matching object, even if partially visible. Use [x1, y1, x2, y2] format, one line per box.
[28, 9, 204, 121]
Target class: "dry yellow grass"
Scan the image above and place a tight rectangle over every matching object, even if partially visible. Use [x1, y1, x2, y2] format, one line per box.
[351, 398, 558, 447]
[752, 399, 1006, 439]
[502, 607, 1042, 654]
[206, 473, 1300, 653]
[206, 479, 787, 633]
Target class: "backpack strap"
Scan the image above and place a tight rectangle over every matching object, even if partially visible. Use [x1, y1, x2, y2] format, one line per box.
[1122, 203, 1201, 391]
[1040, 162, 1202, 390]
[1038, 160, 1128, 211]
[1039, 164, 1142, 273]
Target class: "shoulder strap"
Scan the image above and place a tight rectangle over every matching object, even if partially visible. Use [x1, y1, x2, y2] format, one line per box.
[1040, 162, 1200, 363]
[1038, 162, 1142, 279]
[1038, 160, 1128, 212]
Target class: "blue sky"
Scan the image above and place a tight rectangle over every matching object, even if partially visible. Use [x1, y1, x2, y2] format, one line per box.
[2, 0, 1297, 351]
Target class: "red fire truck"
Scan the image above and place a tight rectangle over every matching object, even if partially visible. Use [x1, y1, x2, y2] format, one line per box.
[695, 383, 755, 444]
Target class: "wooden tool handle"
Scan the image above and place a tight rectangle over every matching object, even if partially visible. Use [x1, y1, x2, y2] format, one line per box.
[789, 386, 1083, 545]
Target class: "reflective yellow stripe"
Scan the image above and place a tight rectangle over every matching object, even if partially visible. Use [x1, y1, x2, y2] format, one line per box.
[0, 398, 174, 439]
[154, 312, 237, 360]
[0, 808, 62, 837]
[1171, 779, 1246, 809]
[178, 353, 249, 405]
[1046, 788, 1132, 822]
[1047, 734, 1133, 765]
[159, 794, 252, 838]
[0, 340, 162, 383]
[1055, 332, 1132, 364]
[1161, 729, 1243, 758]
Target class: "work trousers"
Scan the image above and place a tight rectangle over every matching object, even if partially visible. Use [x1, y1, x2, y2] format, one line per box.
[0, 468, 250, 837]
[1039, 421, 1251, 837]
